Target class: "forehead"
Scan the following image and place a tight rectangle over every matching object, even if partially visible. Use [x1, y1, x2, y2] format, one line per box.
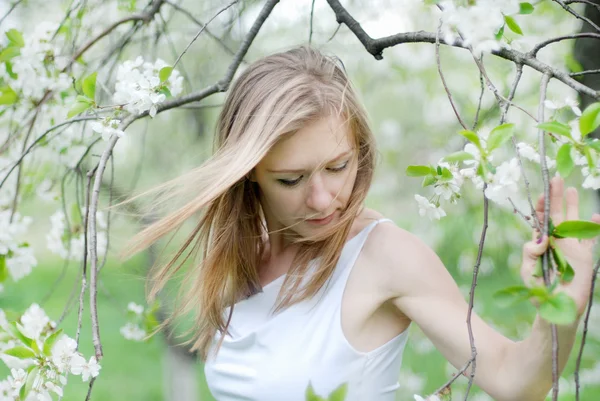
[261, 115, 353, 169]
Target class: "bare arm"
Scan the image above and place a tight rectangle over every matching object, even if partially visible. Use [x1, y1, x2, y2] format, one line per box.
[365, 218, 591, 401]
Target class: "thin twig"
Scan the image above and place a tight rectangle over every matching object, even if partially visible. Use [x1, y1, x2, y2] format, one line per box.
[65, 0, 167, 71]
[0, 0, 24, 27]
[537, 72, 559, 401]
[164, 0, 238, 57]
[85, 0, 281, 362]
[76, 167, 95, 350]
[309, 0, 316, 45]
[570, 69, 600, 77]
[508, 197, 534, 228]
[435, 19, 468, 130]
[473, 61, 485, 130]
[574, 258, 600, 400]
[463, 184, 489, 399]
[171, 1, 238, 71]
[325, 0, 600, 100]
[552, 0, 600, 32]
[0, 117, 98, 190]
[565, 0, 600, 12]
[530, 33, 600, 56]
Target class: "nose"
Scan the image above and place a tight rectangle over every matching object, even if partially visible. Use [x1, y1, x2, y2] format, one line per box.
[305, 173, 334, 214]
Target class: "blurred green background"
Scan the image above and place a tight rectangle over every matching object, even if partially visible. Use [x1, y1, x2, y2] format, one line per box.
[1, 0, 600, 400]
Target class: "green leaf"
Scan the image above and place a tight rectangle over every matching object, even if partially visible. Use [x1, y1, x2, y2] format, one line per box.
[158, 86, 172, 98]
[0, 46, 20, 62]
[67, 101, 91, 118]
[504, 15, 523, 35]
[30, 339, 41, 355]
[4, 346, 36, 359]
[539, 292, 578, 325]
[159, 66, 173, 83]
[22, 366, 39, 401]
[519, 2, 534, 14]
[440, 167, 453, 181]
[6, 29, 24, 47]
[537, 121, 572, 139]
[328, 383, 348, 401]
[493, 285, 531, 307]
[422, 175, 436, 187]
[0, 85, 18, 105]
[82, 72, 97, 101]
[0, 255, 7, 282]
[495, 25, 505, 40]
[305, 383, 326, 401]
[406, 165, 435, 177]
[459, 130, 482, 150]
[43, 329, 63, 356]
[562, 263, 575, 283]
[579, 102, 600, 137]
[76, 95, 93, 104]
[8, 322, 34, 345]
[553, 220, 600, 239]
[443, 151, 475, 163]
[556, 143, 574, 178]
[586, 138, 600, 153]
[487, 123, 515, 152]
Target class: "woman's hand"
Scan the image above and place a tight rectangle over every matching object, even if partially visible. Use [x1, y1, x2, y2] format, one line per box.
[521, 176, 600, 317]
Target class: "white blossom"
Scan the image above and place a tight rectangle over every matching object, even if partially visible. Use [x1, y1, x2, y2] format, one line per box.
[7, 369, 26, 396]
[484, 158, 521, 206]
[120, 323, 146, 341]
[71, 356, 101, 382]
[516, 142, 556, 169]
[90, 119, 125, 141]
[46, 209, 107, 261]
[20, 304, 52, 341]
[127, 302, 144, 316]
[43, 381, 63, 397]
[582, 166, 600, 190]
[0, 379, 12, 400]
[438, 0, 520, 55]
[414, 195, 446, 220]
[112, 57, 181, 117]
[544, 97, 582, 116]
[51, 335, 78, 374]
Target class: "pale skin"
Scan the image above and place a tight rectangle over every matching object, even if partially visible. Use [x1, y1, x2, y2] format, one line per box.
[250, 114, 600, 401]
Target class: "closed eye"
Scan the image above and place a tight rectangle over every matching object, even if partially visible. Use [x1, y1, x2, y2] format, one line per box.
[327, 161, 349, 172]
[276, 160, 349, 187]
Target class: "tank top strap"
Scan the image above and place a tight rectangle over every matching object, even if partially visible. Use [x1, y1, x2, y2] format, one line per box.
[330, 218, 393, 286]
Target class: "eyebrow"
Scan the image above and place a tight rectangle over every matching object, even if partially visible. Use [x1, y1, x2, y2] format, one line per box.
[267, 150, 353, 174]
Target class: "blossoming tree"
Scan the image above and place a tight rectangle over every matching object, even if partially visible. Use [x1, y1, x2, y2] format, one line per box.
[0, 0, 600, 400]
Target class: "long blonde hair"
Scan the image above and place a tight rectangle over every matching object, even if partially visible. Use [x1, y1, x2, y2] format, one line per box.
[124, 46, 377, 360]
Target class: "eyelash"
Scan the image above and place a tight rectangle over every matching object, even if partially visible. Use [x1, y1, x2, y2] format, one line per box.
[277, 161, 349, 187]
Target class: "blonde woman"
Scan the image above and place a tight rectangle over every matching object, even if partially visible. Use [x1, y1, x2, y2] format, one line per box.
[127, 47, 600, 401]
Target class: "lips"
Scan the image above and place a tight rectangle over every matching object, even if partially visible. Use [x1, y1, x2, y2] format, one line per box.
[307, 211, 336, 225]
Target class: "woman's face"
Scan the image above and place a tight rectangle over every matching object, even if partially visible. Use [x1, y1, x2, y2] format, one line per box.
[252, 114, 358, 238]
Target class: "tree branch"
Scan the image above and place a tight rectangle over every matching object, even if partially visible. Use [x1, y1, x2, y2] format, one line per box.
[574, 258, 600, 400]
[65, 0, 167, 71]
[325, 0, 600, 100]
[84, 0, 281, 362]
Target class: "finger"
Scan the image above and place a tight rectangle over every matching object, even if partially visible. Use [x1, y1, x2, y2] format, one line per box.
[535, 193, 545, 224]
[550, 176, 564, 225]
[592, 213, 600, 224]
[565, 187, 579, 221]
[521, 235, 549, 283]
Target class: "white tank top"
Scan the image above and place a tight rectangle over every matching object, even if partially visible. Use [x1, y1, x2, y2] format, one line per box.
[204, 218, 410, 401]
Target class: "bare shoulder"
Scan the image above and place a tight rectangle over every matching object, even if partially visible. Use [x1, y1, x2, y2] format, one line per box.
[361, 215, 453, 300]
